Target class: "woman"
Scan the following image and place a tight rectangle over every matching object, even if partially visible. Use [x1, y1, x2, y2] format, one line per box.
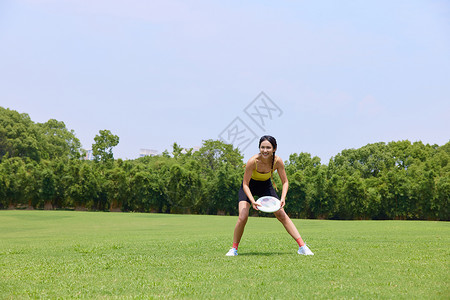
[225, 135, 314, 256]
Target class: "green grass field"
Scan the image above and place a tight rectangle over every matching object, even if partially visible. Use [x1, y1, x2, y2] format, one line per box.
[0, 211, 449, 299]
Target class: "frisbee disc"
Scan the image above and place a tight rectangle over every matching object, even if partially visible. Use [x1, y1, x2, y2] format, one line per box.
[256, 196, 281, 213]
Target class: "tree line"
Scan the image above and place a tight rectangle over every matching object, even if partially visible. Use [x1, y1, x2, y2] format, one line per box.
[1, 107, 448, 220]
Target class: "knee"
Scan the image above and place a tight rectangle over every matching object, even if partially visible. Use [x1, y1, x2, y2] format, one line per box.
[276, 211, 289, 223]
[237, 214, 248, 225]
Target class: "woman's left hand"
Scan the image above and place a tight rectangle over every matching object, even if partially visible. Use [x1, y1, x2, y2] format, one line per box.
[280, 198, 286, 209]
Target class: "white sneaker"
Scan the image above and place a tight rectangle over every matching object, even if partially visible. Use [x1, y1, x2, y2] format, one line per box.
[298, 245, 314, 255]
[225, 248, 238, 256]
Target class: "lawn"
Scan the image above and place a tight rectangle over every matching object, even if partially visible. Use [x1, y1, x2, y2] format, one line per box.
[0, 211, 448, 299]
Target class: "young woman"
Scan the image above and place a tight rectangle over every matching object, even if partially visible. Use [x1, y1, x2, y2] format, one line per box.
[226, 135, 314, 256]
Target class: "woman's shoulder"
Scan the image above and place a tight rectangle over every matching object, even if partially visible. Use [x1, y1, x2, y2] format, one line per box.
[245, 155, 259, 169]
[274, 155, 284, 167]
[275, 154, 283, 161]
[247, 155, 259, 165]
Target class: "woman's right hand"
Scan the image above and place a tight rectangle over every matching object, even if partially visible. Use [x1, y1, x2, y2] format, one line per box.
[252, 201, 260, 210]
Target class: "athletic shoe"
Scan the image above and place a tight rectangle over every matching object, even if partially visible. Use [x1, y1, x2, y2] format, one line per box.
[298, 245, 314, 255]
[225, 248, 238, 256]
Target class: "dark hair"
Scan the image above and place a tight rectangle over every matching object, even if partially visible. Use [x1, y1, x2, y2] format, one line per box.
[259, 135, 278, 190]
[258, 135, 277, 151]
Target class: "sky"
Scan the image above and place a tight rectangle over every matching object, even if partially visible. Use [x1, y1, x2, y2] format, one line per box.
[1, 0, 449, 163]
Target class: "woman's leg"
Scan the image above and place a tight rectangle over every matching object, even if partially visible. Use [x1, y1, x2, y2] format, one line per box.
[274, 208, 314, 255]
[233, 201, 251, 245]
[274, 208, 304, 244]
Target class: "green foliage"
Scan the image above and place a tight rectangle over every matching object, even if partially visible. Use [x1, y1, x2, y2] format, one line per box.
[92, 129, 120, 163]
[0, 107, 81, 162]
[193, 140, 243, 215]
[0, 108, 41, 161]
[283, 141, 449, 220]
[38, 119, 82, 160]
[207, 162, 242, 215]
[0, 157, 28, 208]
[0, 107, 448, 220]
[194, 139, 243, 173]
[70, 161, 100, 209]
[39, 165, 56, 204]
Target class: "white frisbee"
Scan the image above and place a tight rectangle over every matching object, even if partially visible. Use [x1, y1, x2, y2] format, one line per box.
[256, 196, 281, 213]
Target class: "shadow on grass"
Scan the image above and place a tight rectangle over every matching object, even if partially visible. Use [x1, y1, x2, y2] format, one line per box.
[239, 251, 291, 256]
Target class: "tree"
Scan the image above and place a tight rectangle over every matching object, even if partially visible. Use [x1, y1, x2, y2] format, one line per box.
[192, 140, 243, 214]
[325, 174, 344, 219]
[23, 160, 41, 209]
[379, 169, 411, 219]
[285, 152, 324, 218]
[50, 158, 70, 209]
[37, 119, 82, 159]
[207, 163, 241, 215]
[105, 161, 130, 212]
[0, 107, 82, 162]
[171, 142, 185, 160]
[0, 107, 42, 161]
[66, 160, 100, 210]
[306, 165, 329, 219]
[435, 176, 450, 220]
[39, 163, 56, 209]
[128, 169, 156, 212]
[135, 154, 177, 213]
[283, 170, 307, 218]
[341, 174, 368, 219]
[0, 157, 28, 208]
[92, 130, 119, 163]
[176, 165, 202, 213]
[194, 140, 243, 174]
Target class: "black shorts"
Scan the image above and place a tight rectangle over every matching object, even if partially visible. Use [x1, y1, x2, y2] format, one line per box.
[238, 179, 279, 203]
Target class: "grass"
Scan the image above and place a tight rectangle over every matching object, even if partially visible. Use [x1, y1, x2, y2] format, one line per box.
[0, 211, 449, 299]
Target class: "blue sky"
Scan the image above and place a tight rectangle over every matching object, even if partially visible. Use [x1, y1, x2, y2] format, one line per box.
[1, 0, 449, 163]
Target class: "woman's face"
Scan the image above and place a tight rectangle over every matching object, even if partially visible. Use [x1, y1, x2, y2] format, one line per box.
[259, 140, 275, 158]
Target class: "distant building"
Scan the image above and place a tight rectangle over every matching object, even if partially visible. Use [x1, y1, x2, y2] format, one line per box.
[191, 146, 201, 153]
[181, 146, 200, 154]
[82, 149, 94, 161]
[139, 149, 158, 157]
